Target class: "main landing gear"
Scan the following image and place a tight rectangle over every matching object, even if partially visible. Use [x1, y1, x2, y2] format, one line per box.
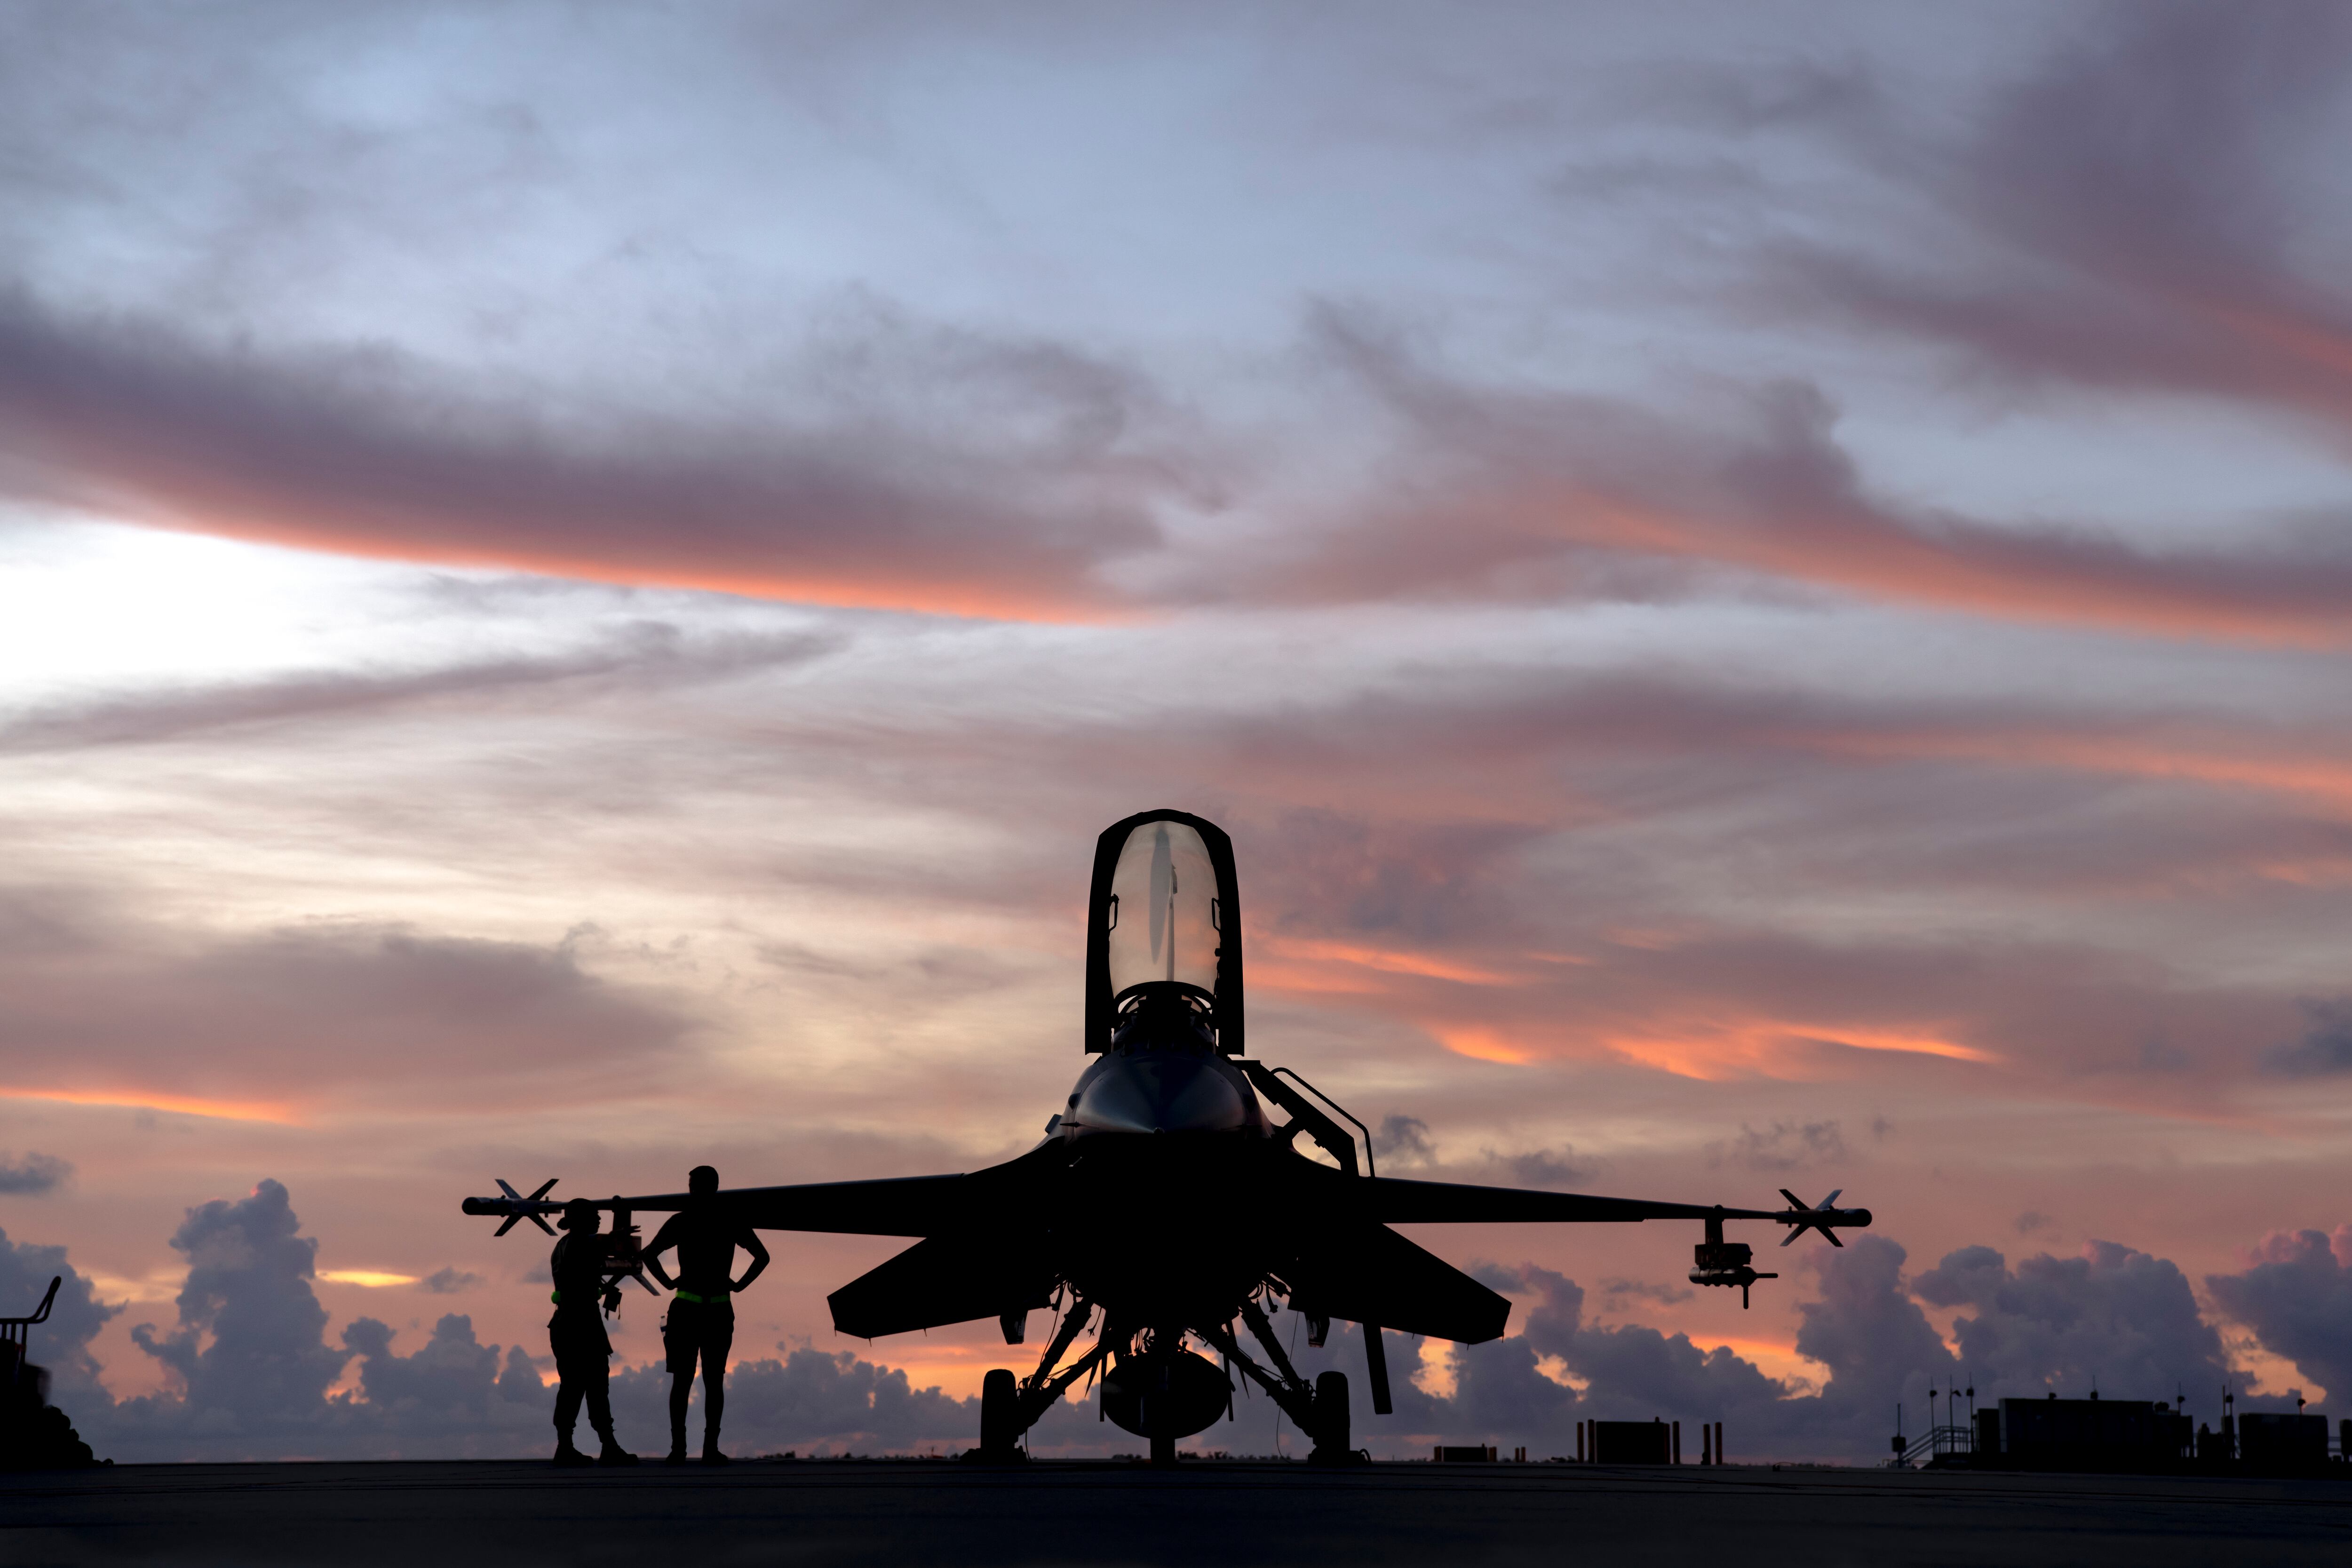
[969, 1290, 1366, 1467]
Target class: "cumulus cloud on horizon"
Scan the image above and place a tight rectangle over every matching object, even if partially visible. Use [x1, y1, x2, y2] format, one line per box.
[6, 1182, 2344, 1463]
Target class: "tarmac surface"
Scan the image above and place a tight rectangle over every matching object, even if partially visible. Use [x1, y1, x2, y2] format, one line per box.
[5, 1458, 2352, 1568]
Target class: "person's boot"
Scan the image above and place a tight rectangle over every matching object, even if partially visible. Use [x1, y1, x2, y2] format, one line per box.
[666, 1425, 689, 1464]
[597, 1432, 638, 1466]
[702, 1431, 729, 1465]
[553, 1434, 595, 1467]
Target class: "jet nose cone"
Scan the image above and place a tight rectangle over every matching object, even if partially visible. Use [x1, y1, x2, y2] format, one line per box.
[1070, 1052, 1250, 1135]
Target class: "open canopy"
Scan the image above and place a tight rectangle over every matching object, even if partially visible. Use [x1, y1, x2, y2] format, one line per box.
[1084, 809, 1244, 1054]
[1106, 819, 1220, 1000]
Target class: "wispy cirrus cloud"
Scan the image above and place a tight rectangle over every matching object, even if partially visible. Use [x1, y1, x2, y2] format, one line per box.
[1762, 3, 2352, 436]
[13, 279, 2352, 650]
[1264, 310, 2352, 645]
[0, 288, 1187, 622]
[0, 886, 701, 1121]
[0, 621, 840, 754]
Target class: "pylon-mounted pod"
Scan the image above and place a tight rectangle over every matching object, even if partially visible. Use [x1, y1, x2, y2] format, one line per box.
[1084, 810, 1244, 1056]
[1690, 1207, 1779, 1308]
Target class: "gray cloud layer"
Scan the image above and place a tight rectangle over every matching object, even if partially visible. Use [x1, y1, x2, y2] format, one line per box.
[0, 620, 840, 755]
[0, 1153, 72, 1194]
[1279, 316, 2352, 643]
[3, 8, 2347, 637]
[1765, 2, 2352, 432]
[0, 289, 1176, 619]
[0, 887, 700, 1114]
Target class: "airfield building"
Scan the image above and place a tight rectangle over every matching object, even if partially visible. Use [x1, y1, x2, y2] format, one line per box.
[1971, 1396, 2190, 1472]
[1953, 1394, 2339, 1475]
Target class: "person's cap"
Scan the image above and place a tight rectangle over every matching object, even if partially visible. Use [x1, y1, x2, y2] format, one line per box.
[558, 1198, 600, 1231]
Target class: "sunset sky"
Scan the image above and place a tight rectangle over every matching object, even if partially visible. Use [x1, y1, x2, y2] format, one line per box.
[5, 1, 2352, 1463]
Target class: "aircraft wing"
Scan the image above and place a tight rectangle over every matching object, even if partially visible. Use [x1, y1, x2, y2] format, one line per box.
[643, 1174, 973, 1236]
[1334, 1173, 1868, 1234]
[462, 1144, 1065, 1238]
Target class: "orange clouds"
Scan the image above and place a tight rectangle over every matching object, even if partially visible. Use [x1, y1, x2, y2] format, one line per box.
[1597, 1022, 1996, 1082]
[1255, 936, 1514, 990]
[155, 513, 1128, 627]
[1565, 495, 2352, 651]
[1433, 1027, 1537, 1066]
[0, 1085, 301, 1124]
[13, 276, 2352, 647]
[1249, 923, 2004, 1084]
[1233, 848, 2297, 1109]
[1811, 720, 2352, 822]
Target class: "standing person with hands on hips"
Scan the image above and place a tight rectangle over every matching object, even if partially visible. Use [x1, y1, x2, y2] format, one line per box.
[643, 1165, 770, 1464]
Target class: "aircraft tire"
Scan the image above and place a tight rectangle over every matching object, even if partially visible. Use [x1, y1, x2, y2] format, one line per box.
[1307, 1370, 1351, 1465]
[979, 1368, 1020, 1456]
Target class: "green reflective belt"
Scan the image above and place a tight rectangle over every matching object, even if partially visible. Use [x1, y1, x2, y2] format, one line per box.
[673, 1288, 730, 1304]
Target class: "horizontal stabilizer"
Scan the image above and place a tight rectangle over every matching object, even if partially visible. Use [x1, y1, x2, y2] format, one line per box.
[1283, 1223, 1510, 1344]
[827, 1231, 1055, 1340]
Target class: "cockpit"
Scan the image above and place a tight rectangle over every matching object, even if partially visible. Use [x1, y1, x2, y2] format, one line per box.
[1106, 820, 1219, 1001]
[1065, 809, 1264, 1140]
[1106, 820, 1222, 1052]
[1084, 810, 1247, 1057]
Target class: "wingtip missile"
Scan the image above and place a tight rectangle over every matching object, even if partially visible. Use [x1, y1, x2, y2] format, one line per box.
[463, 1177, 560, 1236]
[1776, 1189, 1871, 1247]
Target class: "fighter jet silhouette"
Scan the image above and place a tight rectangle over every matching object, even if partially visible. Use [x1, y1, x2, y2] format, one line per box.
[466, 809, 1870, 1463]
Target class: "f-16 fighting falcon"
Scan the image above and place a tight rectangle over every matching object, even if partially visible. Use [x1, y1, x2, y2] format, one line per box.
[465, 809, 1871, 1465]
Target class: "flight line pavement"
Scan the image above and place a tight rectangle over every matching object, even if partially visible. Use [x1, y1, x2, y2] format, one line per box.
[5, 1458, 2350, 1568]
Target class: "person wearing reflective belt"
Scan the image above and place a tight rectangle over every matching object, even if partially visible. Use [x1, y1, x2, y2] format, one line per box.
[547, 1198, 637, 1466]
[644, 1165, 770, 1463]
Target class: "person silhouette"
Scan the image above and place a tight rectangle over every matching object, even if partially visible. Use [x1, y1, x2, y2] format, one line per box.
[547, 1198, 636, 1466]
[643, 1166, 769, 1463]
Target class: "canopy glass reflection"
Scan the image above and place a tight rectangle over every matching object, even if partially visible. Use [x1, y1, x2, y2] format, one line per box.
[1105, 820, 1221, 1003]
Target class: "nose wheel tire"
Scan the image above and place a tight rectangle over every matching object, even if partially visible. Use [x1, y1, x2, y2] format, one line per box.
[1307, 1369, 1364, 1465]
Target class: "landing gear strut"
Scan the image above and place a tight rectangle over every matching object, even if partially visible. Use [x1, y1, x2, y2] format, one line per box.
[1195, 1304, 1365, 1465]
[969, 1296, 1118, 1463]
[969, 1288, 1369, 1466]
